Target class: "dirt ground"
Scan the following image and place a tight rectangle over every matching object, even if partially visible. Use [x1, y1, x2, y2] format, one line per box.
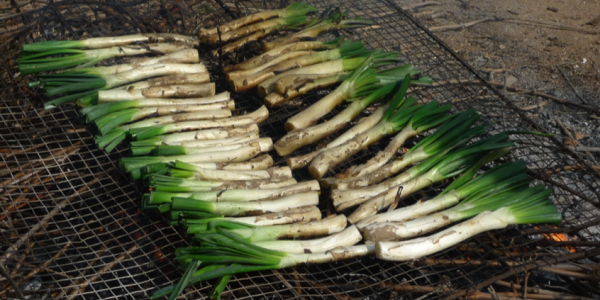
[396, 0, 600, 164]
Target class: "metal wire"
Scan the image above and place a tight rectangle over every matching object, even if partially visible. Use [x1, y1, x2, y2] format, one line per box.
[1, 0, 599, 299]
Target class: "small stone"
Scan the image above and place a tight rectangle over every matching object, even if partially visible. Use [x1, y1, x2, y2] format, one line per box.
[499, 44, 506, 50]
[506, 75, 518, 86]
[547, 7, 558, 12]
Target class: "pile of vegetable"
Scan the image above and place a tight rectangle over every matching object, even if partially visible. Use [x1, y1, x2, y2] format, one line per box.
[18, 3, 563, 300]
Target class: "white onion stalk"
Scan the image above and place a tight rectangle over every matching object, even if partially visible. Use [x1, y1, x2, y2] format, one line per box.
[170, 192, 319, 216]
[179, 154, 273, 171]
[171, 166, 291, 182]
[42, 63, 208, 109]
[254, 225, 361, 254]
[256, 58, 365, 97]
[376, 197, 562, 261]
[200, 3, 316, 37]
[345, 148, 512, 223]
[286, 104, 388, 169]
[98, 83, 215, 101]
[335, 110, 482, 190]
[152, 137, 272, 156]
[66, 49, 201, 75]
[275, 85, 394, 156]
[97, 91, 230, 104]
[153, 242, 373, 299]
[96, 108, 231, 137]
[228, 41, 366, 92]
[226, 50, 313, 78]
[264, 72, 351, 107]
[152, 180, 320, 202]
[115, 74, 210, 90]
[120, 142, 272, 172]
[226, 206, 322, 227]
[223, 40, 338, 72]
[22, 33, 197, 51]
[149, 175, 298, 193]
[223, 215, 347, 242]
[19, 44, 195, 74]
[356, 161, 529, 230]
[130, 123, 258, 146]
[128, 105, 269, 142]
[179, 132, 258, 147]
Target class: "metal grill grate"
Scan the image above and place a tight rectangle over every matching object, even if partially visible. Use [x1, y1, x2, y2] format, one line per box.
[1, 0, 599, 299]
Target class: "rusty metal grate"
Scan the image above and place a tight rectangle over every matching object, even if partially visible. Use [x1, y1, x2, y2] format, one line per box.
[1, 0, 600, 299]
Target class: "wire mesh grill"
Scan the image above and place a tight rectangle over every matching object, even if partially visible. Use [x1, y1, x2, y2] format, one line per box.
[1, 0, 599, 299]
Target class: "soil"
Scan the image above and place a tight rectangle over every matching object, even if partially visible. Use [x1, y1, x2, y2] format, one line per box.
[396, 0, 600, 164]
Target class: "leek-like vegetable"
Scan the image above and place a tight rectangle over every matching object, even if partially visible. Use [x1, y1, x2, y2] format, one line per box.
[264, 72, 351, 107]
[228, 40, 367, 92]
[148, 175, 297, 192]
[200, 2, 317, 37]
[151, 228, 372, 300]
[97, 83, 215, 101]
[18, 44, 194, 74]
[170, 192, 319, 216]
[356, 160, 529, 231]
[126, 105, 269, 142]
[115, 73, 210, 90]
[261, 13, 374, 51]
[82, 91, 232, 122]
[334, 109, 482, 189]
[375, 192, 561, 261]
[21, 33, 197, 52]
[275, 83, 396, 156]
[286, 103, 388, 170]
[147, 180, 319, 203]
[39, 63, 207, 109]
[223, 38, 341, 72]
[128, 123, 258, 146]
[345, 147, 512, 224]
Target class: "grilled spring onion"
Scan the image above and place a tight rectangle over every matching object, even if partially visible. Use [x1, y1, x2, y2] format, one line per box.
[58, 49, 201, 75]
[334, 109, 481, 189]
[148, 176, 297, 193]
[198, 215, 347, 243]
[152, 137, 272, 156]
[21, 33, 197, 52]
[283, 55, 390, 131]
[325, 100, 454, 182]
[127, 105, 269, 142]
[263, 72, 351, 107]
[129, 132, 260, 156]
[129, 154, 272, 181]
[97, 83, 215, 101]
[356, 160, 528, 231]
[128, 123, 258, 147]
[307, 83, 423, 179]
[223, 38, 341, 72]
[168, 159, 284, 179]
[261, 13, 374, 51]
[147, 180, 319, 203]
[95, 107, 230, 136]
[18, 44, 194, 74]
[275, 83, 396, 157]
[82, 91, 232, 122]
[200, 2, 317, 37]
[181, 206, 323, 232]
[375, 191, 561, 261]
[211, 15, 309, 56]
[345, 148, 512, 224]
[120, 140, 273, 173]
[39, 63, 207, 109]
[332, 133, 515, 211]
[151, 228, 372, 300]
[227, 40, 367, 92]
[256, 50, 399, 97]
[203, 7, 315, 44]
[364, 182, 543, 242]
[286, 103, 388, 170]
[170, 191, 319, 216]
[115, 73, 210, 90]
[168, 166, 291, 183]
